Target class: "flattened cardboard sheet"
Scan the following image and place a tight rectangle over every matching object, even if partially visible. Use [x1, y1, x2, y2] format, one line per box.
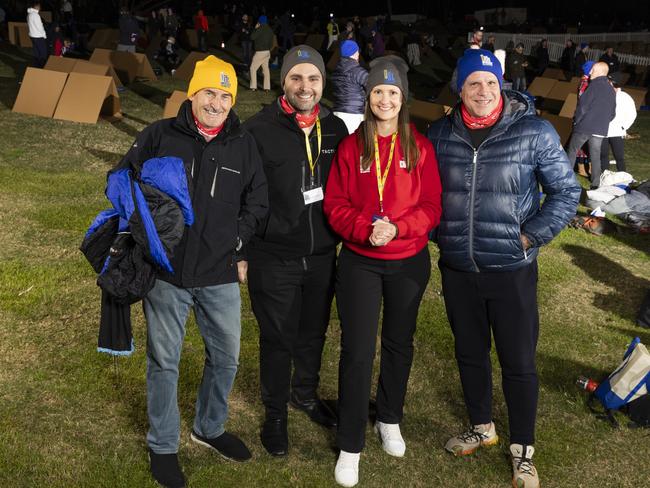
[542, 68, 568, 81]
[13, 68, 68, 118]
[173, 51, 209, 80]
[559, 93, 577, 118]
[44, 55, 77, 73]
[546, 81, 575, 101]
[528, 77, 558, 98]
[72, 59, 123, 87]
[53, 72, 119, 124]
[163, 90, 188, 119]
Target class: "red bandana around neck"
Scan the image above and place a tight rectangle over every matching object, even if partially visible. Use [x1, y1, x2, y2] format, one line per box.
[192, 112, 224, 141]
[279, 96, 320, 128]
[461, 96, 504, 130]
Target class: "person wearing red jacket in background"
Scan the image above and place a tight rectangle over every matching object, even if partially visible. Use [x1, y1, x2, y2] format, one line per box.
[195, 9, 209, 52]
[324, 56, 442, 487]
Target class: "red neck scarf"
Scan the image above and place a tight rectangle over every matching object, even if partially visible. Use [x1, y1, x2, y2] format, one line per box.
[461, 96, 504, 130]
[192, 113, 224, 141]
[279, 96, 320, 128]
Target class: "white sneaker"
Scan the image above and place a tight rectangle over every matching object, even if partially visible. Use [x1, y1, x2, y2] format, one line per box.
[374, 421, 406, 457]
[334, 450, 359, 487]
[445, 422, 498, 456]
[510, 444, 540, 488]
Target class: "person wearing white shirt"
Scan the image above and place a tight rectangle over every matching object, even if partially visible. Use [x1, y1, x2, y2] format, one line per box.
[600, 86, 637, 172]
[27, 1, 47, 68]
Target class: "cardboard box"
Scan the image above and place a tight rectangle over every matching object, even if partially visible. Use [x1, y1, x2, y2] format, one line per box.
[528, 77, 557, 97]
[173, 51, 209, 80]
[436, 83, 459, 107]
[88, 28, 120, 50]
[90, 48, 157, 84]
[13, 68, 68, 118]
[624, 87, 647, 110]
[162, 90, 188, 119]
[8, 22, 32, 47]
[559, 93, 577, 118]
[53, 72, 121, 124]
[540, 114, 573, 146]
[546, 81, 575, 101]
[542, 68, 568, 80]
[44, 55, 78, 73]
[72, 59, 123, 88]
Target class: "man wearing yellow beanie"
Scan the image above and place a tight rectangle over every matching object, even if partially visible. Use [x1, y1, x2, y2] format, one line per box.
[115, 54, 268, 488]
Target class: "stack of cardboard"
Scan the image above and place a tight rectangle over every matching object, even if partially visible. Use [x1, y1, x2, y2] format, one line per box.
[13, 67, 122, 124]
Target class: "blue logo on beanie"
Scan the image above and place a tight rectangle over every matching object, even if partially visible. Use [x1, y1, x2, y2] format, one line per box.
[220, 72, 231, 88]
[384, 69, 395, 82]
[297, 49, 310, 59]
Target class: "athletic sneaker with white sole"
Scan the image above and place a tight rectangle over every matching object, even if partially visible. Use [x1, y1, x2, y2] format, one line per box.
[374, 421, 406, 457]
[510, 443, 540, 488]
[444, 421, 498, 456]
[334, 450, 360, 487]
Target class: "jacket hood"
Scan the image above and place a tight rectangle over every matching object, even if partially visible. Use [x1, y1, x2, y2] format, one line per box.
[337, 57, 361, 72]
[27, 7, 39, 13]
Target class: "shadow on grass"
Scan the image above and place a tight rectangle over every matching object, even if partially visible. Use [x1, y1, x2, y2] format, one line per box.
[0, 75, 19, 110]
[129, 81, 171, 108]
[562, 244, 649, 322]
[109, 119, 141, 139]
[85, 147, 124, 167]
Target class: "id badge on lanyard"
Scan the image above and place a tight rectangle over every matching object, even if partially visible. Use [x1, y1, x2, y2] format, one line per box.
[302, 118, 323, 205]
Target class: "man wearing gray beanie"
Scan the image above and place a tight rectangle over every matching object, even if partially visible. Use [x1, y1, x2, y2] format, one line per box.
[427, 48, 580, 488]
[243, 44, 348, 458]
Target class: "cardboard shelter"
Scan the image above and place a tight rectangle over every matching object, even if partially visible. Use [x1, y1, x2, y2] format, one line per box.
[90, 49, 157, 84]
[13, 68, 121, 124]
[88, 29, 120, 50]
[540, 114, 573, 146]
[528, 77, 557, 98]
[173, 51, 209, 80]
[54, 72, 121, 124]
[624, 87, 648, 110]
[162, 90, 188, 119]
[8, 22, 32, 47]
[12, 68, 68, 118]
[546, 80, 579, 101]
[44, 56, 123, 88]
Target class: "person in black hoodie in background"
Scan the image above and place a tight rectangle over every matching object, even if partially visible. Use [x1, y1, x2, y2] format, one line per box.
[244, 45, 348, 458]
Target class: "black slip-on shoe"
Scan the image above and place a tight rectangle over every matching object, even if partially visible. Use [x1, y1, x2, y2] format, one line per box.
[149, 449, 186, 488]
[260, 417, 288, 457]
[190, 430, 252, 462]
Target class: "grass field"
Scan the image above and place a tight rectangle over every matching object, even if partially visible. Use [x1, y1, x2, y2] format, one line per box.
[0, 43, 649, 488]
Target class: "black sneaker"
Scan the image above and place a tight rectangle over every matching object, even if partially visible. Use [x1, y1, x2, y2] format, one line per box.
[289, 393, 338, 428]
[260, 417, 288, 457]
[190, 430, 252, 462]
[149, 450, 186, 488]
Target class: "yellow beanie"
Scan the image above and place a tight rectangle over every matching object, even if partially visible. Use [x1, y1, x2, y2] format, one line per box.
[187, 55, 238, 105]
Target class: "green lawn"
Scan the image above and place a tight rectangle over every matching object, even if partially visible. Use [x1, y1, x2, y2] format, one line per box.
[0, 44, 649, 488]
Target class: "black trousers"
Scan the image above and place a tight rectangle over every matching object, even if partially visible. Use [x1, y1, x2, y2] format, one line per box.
[248, 250, 336, 419]
[336, 246, 431, 453]
[440, 261, 539, 445]
[600, 136, 626, 172]
[30, 37, 48, 68]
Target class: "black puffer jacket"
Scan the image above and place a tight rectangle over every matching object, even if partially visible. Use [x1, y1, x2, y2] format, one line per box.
[331, 57, 368, 114]
[427, 90, 581, 273]
[243, 99, 348, 259]
[118, 101, 268, 287]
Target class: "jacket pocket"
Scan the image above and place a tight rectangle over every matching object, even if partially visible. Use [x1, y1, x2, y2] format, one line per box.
[211, 165, 242, 204]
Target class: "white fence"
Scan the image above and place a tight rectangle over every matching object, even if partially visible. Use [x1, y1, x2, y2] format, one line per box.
[481, 32, 650, 67]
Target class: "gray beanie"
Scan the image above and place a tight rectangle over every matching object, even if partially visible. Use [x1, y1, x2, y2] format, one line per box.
[281, 45, 326, 86]
[366, 55, 409, 97]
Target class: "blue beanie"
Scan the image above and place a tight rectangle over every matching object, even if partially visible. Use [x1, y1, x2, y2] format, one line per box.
[456, 49, 503, 93]
[582, 60, 595, 75]
[580, 42, 588, 49]
[340, 40, 359, 58]
[258, 15, 267, 24]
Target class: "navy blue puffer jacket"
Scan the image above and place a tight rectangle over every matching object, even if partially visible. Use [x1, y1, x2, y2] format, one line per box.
[427, 90, 581, 273]
[331, 57, 368, 114]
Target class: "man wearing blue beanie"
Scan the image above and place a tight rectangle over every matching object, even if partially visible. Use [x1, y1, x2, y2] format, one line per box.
[331, 40, 368, 133]
[428, 47, 580, 488]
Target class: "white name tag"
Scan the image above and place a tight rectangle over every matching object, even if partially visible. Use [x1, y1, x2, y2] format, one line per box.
[399, 159, 406, 168]
[303, 187, 324, 205]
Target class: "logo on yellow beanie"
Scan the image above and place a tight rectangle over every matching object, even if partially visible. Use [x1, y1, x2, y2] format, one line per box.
[221, 72, 231, 88]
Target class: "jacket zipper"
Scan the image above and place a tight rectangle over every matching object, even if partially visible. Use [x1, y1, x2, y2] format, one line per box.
[468, 149, 480, 272]
[191, 157, 195, 178]
[302, 256, 308, 271]
[210, 165, 219, 197]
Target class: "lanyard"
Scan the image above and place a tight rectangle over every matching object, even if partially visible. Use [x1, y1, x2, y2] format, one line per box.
[374, 132, 398, 213]
[304, 118, 322, 179]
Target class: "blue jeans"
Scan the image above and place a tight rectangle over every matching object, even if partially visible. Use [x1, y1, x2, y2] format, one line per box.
[143, 279, 241, 454]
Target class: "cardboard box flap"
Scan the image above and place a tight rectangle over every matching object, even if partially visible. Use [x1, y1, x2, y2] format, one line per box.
[559, 93, 577, 118]
[134, 53, 157, 81]
[528, 77, 558, 97]
[53, 72, 117, 123]
[72, 59, 123, 87]
[173, 51, 209, 80]
[409, 100, 447, 122]
[542, 68, 567, 80]
[9, 22, 32, 47]
[44, 56, 77, 73]
[162, 90, 188, 119]
[546, 81, 575, 101]
[541, 114, 573, 146]
[13, 68, 68, 118]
